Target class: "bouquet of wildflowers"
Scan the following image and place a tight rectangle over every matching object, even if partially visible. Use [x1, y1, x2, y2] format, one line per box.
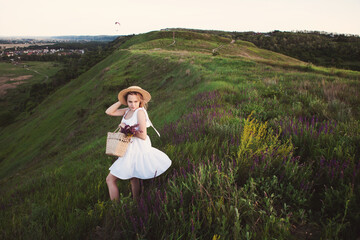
[120, 124, 142, 137]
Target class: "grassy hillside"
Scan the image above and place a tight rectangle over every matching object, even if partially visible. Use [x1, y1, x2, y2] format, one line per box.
[1, 30, 359, 239]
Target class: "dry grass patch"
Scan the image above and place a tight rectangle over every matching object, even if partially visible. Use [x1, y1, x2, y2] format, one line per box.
[318, 79, 359, 103]
[263, 77, 278, 85]
[298, 80, 312, 94]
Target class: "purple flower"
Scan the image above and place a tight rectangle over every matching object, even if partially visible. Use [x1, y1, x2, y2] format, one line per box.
[324, 122, 329, 134]
[120, 123, 142, 136]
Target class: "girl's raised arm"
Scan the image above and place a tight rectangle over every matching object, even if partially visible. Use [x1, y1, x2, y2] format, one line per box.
[105, 101, 128, 116]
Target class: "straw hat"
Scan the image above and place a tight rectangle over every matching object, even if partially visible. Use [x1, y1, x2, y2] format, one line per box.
[118, 86, 151, 105]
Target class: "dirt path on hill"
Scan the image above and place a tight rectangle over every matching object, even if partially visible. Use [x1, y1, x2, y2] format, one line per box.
[212, 39, 235, 54]
[168, 31, 176, 46]
[25, 67, 49, 81]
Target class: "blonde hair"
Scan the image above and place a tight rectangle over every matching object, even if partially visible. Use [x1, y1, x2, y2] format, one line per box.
[125, 91, 148, 109]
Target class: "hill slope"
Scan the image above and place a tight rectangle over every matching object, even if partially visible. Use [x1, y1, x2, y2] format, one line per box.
[1, 30, 359, 239]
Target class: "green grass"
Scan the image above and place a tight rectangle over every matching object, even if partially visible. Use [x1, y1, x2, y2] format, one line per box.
[1, 30, 359, 239]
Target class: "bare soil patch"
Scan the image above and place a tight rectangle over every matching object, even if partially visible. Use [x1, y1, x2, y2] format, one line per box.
[0, 75, 33, 96]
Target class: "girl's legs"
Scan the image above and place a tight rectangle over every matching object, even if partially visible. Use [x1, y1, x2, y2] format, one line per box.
[130, 177, 140, 201]
[106, 173, 119, 201]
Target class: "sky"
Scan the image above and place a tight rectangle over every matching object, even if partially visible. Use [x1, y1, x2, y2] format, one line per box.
[1, 0, 359, 37]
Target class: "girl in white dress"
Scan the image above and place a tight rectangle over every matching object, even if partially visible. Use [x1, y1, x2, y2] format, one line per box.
[105, 86, 172, 201]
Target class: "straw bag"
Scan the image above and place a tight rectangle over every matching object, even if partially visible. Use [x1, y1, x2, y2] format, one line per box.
[105, 126, 132, 157]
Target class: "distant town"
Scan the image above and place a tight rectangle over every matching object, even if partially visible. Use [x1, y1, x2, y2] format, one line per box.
[0, 38, 83, 59]
[0, 35, 120, 60]
[1, 47, 85, 58]
[0, 35, 119, 45]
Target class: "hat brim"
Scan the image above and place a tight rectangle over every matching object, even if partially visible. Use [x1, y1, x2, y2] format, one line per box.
[118, 86, 151, 106]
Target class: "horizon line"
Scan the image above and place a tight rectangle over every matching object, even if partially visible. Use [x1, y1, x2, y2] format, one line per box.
[1, 28, 360, 38]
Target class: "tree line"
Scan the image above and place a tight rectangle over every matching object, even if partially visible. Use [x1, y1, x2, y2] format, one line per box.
[232, 31, 360, 71]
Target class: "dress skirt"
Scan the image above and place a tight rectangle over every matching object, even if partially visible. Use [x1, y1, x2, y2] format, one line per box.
[109, 136, 172, 180]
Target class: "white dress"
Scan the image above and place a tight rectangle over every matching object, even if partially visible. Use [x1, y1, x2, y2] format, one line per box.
[109, 107, 172, 180]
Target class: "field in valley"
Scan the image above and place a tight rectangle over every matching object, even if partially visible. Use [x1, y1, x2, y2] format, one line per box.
[0, 61, 61, 96]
